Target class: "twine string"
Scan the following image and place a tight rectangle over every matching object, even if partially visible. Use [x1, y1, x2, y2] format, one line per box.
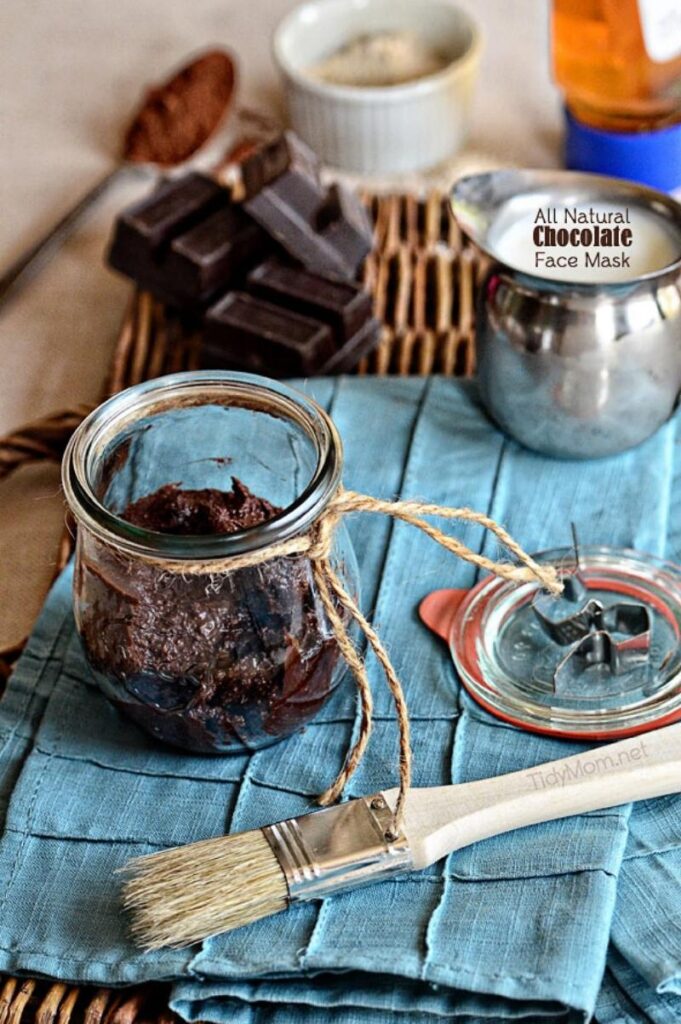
[131, 489, 563, 832]
[311, 553, 375, 808]
[153, 491, 562, 593]
[315, 554, 412, 832]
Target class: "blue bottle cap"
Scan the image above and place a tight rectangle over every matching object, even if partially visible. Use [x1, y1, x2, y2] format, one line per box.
[565, 108, 681, 193]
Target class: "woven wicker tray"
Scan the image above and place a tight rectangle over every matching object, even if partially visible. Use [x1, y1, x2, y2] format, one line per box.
[0, 190, 479, 1024]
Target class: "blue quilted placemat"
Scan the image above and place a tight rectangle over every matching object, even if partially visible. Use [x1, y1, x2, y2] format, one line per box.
[0, 377, 680, 1024]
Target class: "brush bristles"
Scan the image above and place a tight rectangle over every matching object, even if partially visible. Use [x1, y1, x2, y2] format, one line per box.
[121, 828, 288, 949]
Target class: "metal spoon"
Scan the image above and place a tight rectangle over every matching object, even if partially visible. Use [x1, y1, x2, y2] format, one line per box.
[0, 49, 236, 310]
[0, 165, 150, 307]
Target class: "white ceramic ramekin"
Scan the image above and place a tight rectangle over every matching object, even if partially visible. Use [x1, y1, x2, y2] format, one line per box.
[272, 0, 482, 175]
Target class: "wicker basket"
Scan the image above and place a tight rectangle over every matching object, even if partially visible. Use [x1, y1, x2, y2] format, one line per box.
[0, 189, 480, 1024]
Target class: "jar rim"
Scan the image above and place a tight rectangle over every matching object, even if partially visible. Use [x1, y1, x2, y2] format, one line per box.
[62, 371, 343, 560]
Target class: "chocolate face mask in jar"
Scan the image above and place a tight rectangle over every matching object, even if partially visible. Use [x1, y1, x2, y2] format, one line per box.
[62, 371, 359, 754]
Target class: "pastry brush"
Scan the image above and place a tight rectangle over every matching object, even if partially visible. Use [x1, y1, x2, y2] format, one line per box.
[122, 720, 681, 949]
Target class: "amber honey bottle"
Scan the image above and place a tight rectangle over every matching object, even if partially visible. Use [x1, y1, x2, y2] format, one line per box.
[552, 0, 681, 191]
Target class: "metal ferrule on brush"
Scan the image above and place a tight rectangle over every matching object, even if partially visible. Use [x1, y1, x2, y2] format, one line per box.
[262, 794, 413, 902]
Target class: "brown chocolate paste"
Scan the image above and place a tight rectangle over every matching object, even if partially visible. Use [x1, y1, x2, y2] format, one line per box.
[123, 50, 236, 167]
[123, 478, 278, 534]
[78, 479, 341, 753]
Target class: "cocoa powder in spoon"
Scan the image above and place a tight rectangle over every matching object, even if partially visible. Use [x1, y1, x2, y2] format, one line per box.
[123, 49, 237, 167]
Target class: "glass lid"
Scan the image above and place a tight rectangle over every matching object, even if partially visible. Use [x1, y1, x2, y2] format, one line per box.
[451, 545, 681, 738]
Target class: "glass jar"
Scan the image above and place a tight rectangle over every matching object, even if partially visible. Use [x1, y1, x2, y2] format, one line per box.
[62, 371, 359, 754]
[552, 0, 681, 192]
[552, 0, 681, 133]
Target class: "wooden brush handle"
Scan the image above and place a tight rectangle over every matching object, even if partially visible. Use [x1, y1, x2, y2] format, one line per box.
[387, 721, 681, 870]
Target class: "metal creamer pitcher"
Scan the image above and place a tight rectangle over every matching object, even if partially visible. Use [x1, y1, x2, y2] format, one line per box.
[451, 170, 681, 459]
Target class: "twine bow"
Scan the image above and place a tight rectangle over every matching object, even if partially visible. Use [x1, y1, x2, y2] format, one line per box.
[141, 489, 562, 832]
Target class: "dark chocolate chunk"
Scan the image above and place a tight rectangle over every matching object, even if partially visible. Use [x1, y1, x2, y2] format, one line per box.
[247, 258, 373, 344]
[318, 317, 381, 375]
[106, 259, 193, 310]
[241, 131, 321, 202]
[240, 135, 290, 196]
[107, 173, 271, 307]
[244, 187, 352, 279]
[318, 183, 374, 274]
[126, 671, 201, 714]
[108, 173, 225, 273]
[164, 204, 268, 301]
[204, 291, 335, 375]
[264, 133, 325, 222]
[267, 167, 327, 224]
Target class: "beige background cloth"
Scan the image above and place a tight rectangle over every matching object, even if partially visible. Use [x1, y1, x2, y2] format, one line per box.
[0, 0, 561, 649]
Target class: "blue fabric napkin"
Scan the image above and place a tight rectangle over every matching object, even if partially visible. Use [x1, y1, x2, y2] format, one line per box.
[0, 377, 680, 1024]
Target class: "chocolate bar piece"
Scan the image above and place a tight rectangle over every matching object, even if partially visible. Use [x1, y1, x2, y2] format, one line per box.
[241, 131, 321, 203]
[264, 134, 324, 223]
[245, 187, 352, 279]
[108, 173, 270, 307]
[164, 204, 268, 302]
[203, 283, 381, 378]
[204, 292, 335, 375]
[108, 173, 225, 273]
[248, 259, 372, 344]
[318, 183, 373, 274]
[318, 317, 381, 375]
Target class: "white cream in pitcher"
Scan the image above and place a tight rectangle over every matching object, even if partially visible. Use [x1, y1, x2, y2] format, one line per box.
[488, 195, 680, 283]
